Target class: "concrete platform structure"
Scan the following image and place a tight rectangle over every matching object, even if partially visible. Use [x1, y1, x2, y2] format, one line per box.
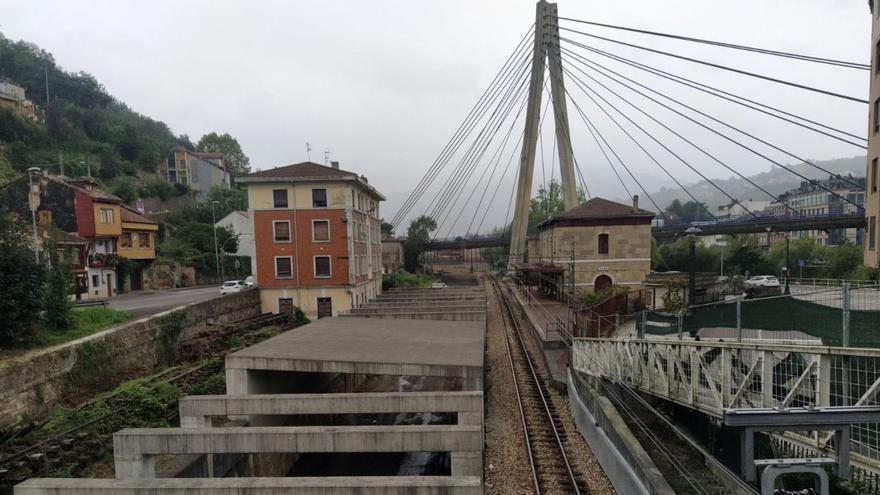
[113, 425, 483, 479]
[15, 477, 482, 495]
[343, 287, 487, 321]
[226, 317, 485, 392]
[178, 391, 484, 427]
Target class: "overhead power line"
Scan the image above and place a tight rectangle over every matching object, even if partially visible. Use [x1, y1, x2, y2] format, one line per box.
[558, 27, 869, 104]
[561, 42, 868, 192]
[558, 17, 870, 70]
[562, 39, 866, 148]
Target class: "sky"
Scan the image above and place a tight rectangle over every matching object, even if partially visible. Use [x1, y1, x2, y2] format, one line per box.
[0, 0, 872, 235]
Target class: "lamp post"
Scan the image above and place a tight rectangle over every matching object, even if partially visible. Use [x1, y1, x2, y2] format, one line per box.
[784, 233, 791, 295]
[210, 201, 220, 281]
[220, 233, 249, 281]
[685, 226, 702, 307]
[27, 167, 41, 262]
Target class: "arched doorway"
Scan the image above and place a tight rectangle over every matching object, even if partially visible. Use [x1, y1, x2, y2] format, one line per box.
[594, 274, 612, 292]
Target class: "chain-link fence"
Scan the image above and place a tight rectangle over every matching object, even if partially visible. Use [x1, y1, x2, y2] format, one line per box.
[638, 283, 880, 347]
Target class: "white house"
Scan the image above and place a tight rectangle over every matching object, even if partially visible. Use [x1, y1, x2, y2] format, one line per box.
[215, 210, 254, 258]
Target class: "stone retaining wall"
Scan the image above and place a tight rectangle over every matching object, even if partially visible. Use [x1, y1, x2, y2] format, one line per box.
[0, 289, 261, 429]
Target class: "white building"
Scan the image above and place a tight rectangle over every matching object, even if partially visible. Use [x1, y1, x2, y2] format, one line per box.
[215, 210, 254, 258]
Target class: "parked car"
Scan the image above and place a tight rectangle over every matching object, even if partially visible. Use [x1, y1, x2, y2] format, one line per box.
[220, 280, 243, 295]
[243, 276, 255, 288]
[744, 275, 780, 288]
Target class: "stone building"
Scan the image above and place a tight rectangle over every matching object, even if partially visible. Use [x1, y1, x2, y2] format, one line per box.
[381, 235, 404, 274]
[157, 146, 231, 201]
[239, 161, 384, 319]
[0, 79, 37, 120]
[530, 196, 654, 295]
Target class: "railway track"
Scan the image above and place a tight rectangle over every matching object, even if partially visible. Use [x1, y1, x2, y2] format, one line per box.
[489, 275, 587, 495]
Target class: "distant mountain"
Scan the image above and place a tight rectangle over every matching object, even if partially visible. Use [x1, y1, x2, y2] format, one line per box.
[620, 156, 866, 212]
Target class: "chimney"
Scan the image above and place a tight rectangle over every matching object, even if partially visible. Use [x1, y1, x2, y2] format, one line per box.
[330, 161, 339, 169]
[632, 195, 639, 212]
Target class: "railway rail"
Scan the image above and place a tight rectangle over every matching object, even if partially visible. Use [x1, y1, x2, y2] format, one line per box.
[489, 274, 587, 494]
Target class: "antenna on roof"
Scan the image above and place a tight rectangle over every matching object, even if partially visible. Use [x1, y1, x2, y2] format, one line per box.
[324, 149, 331, 165]
[305, 142, 312, 161]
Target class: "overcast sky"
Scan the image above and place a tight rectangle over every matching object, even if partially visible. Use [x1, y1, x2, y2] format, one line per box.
[1, 1, 871, 234]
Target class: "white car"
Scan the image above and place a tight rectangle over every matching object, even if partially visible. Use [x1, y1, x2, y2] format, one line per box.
[220, 280, 243, 295]
[243, 276, 255, 288]
[745, 275, 780, 288]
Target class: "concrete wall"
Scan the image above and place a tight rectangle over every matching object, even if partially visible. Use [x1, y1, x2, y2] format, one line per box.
[0, 290, 261, 429]
[867, 7, 880, 268]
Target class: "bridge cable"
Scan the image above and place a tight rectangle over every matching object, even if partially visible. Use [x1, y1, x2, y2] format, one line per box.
[563, 54, 779, 218]
[563, 82, 675, 223]
[564, 65, 727, 220]
[562, 39, 869, 190]
[558, 26, 868, 104]
[557, 17, 870, 70]
[430, 67, 533, 236]
[404, 45, 529, 228]
[475, 128, 526, 236]
[562, 40, 866, 147]
[390, 25, 534, 228]
[444, 85, 531, 238]
[423, 54, 532, 223]
[563, 46, 864, 212]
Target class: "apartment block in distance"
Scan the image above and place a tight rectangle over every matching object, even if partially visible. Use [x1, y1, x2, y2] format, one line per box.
[868, 0, 880, 268]
[238, 161, 385, 319]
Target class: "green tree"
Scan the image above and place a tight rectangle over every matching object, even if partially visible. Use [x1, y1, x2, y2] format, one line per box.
[665, 199, 712, 223]
[0, 149, 18, 186]
[404, 215, 437, 272]
[724, 235, 772, 275]
[109, 177, 137, 204]
[44, 243, 73, 330]
[0, 217, 45, 344]
[204, 185, 248, 217]
[766, 236, 817, 274]
[197, 132, 251, 178]
[527, 179, 586, 233]
[380, 219, 395, 236]
[823, 241, 863, 279]
[654, 238, 719, 273]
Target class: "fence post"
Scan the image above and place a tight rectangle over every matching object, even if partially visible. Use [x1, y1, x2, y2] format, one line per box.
[842, 282, 851, 347]
[638, 310, 646, 340]
[677, 311, 683, 340]
[736, 297, 742, 343]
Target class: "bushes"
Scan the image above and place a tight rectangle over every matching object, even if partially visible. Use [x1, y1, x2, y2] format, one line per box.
[382, 270, 435, 290]
[0, 217, 45, 346]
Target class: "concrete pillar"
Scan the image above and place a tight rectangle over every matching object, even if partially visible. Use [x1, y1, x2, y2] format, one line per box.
[458, 412, 483, 426]
[451, 451, 482, 476]
[114, 454, 155, 480]
[225, 368, 248, 395]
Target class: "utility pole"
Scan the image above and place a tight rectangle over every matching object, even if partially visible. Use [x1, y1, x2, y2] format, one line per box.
[211, 201, 220, 281]
[508, 1, 577, 267]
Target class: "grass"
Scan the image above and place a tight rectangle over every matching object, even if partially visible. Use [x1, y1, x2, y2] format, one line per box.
[382, 270, 435, 289]
[30, 307, 134, 348]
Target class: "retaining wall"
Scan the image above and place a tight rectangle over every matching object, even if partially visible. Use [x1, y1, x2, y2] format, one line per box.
[0, 290, 261, 429]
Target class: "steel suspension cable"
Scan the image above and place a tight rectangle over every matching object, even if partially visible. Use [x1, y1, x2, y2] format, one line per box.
[564, 66, 723, 220]
[564, 59, 774, 218]
[558, 17, 869, 70]
[558, 26, 868, 104]
[390, 26, 534, 228]
[539, 77, 591, 200]
[561, 39, 866, 146]
[563, 48, 864, 212]
[561, 42, 869, 192]
[475, 128, 525, 236]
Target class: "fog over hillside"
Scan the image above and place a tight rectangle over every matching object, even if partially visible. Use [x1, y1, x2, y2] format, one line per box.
[612, 156, 866, 212]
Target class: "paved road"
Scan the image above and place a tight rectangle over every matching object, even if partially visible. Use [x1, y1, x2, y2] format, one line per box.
[108, 286, 221, 318]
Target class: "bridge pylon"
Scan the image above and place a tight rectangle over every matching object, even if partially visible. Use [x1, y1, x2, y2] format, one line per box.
[508, 1, 577, 268]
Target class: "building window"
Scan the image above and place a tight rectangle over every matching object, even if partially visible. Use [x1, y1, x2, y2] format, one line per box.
[275, 256, 293, 278]
[871, 216, 877, 251]
[121, 232, 132, 248]
[873, 158, 878, 193]
[273, 189, 288, 208]
[876, 39, 880, 74]
[874, 98, 880, 133]
[312, 219, 330, 242]
[38, 210, 52, 224]
[314, 255, 331, 278]
[598, 233, 609, 255]
[91, 274, 99, 287]
[99, 208, 115, 224]
[312, 188, 327, 208]
[139, 232, 151, 248]
[273, 221, 291, 242]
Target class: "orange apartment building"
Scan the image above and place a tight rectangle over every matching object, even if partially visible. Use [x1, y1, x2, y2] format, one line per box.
[239, 161, 384, 318]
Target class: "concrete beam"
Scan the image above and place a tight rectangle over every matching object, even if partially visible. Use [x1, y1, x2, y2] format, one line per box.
[15, 476, 483, 495]
[178, 391, 484, 426]
[113, 425, 482, 479]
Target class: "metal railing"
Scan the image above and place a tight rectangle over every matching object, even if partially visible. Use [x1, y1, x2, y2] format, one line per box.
[572, 337, 880, 486]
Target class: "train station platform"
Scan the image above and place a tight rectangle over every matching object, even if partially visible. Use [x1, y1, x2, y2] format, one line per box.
[343, 287, 487, 321]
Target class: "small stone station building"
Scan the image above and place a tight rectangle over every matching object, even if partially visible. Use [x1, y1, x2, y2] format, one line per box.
[15, 287, 486, 495]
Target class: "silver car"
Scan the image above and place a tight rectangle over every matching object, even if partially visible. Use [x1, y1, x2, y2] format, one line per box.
[220, 280, 243, 295]
[745, 275, 780, 288]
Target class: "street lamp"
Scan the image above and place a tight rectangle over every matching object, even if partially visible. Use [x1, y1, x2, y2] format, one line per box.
[685, 226, 702, 306]
[784, 233, 791, 295]
[210, 201, 220, 281]
[220, 233, 249, 280]
[27, 167, 41, 262]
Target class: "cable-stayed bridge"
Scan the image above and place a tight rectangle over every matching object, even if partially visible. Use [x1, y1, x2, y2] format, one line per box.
[389, 1, 878, 492]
